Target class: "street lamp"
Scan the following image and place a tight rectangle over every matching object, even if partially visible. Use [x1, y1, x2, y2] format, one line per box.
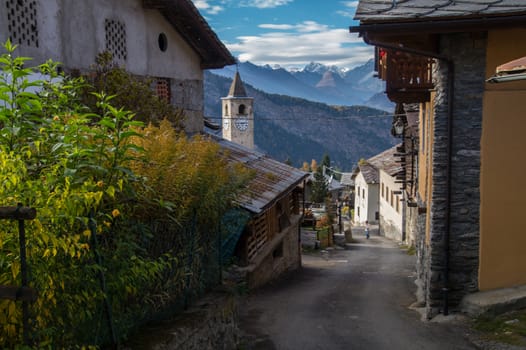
[393, 117, 405, 137]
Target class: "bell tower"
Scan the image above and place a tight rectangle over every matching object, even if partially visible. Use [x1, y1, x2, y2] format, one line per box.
[222, 71, 254, 149]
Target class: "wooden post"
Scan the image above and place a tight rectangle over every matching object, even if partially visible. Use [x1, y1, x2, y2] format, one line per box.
[0, 204, 38, 346]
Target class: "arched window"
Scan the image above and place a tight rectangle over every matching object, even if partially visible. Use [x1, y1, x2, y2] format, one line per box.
[238, 104, 246, 115]
[224, 105, 229, 116]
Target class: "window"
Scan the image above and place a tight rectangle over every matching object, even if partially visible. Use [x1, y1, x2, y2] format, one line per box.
[155, 78, 171, 103]
[362, 188, 365, 198]
[158, 33, 167, 52]
[396, 196, 400, 213]
[105, 19, 127, 61]
[6, 0, 39, 48]
[238, 104, 246, 114]
[381, 183, 384, 198]
[390, 191, 394, 207]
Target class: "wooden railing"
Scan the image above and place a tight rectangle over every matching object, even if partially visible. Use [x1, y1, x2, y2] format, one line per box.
[377, 48, 434, 103]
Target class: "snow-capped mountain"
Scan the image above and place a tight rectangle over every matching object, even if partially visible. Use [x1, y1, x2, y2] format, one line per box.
[208, 60, 393, 111]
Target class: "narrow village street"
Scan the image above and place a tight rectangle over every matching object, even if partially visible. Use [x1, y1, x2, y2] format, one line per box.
[238, 229, 478, 350]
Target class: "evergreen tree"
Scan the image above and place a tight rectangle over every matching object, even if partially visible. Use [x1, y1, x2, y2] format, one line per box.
[321, 153, 331, 169]
[311, 165, 328, 203]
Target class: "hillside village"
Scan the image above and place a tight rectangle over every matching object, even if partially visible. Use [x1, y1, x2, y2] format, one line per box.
[1, 0, 526, 349]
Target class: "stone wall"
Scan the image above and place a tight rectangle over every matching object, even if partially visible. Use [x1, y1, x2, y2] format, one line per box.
[422, 32, 485, 318]
[124, 292, 239, 350]
[246, 215, 302, 289]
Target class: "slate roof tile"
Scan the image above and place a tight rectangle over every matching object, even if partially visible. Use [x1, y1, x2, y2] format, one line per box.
[354, 0, 526, 22]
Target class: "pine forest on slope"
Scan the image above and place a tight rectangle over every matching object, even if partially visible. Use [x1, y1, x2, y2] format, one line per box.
[204, 72, 397, 171]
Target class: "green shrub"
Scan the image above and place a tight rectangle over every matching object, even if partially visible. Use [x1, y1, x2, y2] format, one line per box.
[0, 41, 249, 348]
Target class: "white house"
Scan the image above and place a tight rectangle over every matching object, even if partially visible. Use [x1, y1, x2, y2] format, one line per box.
[0, 0, 235, 133]
[369, 146, 404, 241]
[353, 145, 404, 237]
[353, 162, 379, 224]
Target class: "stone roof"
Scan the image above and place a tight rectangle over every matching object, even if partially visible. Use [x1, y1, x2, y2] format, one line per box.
[359, 163, 379, 184]
[367, 144, 403, 177]
[340, 172, 355, 187]
[354, 0, 526, 22]
[215, 137, 308, 214]
[228, 71, 248, 97]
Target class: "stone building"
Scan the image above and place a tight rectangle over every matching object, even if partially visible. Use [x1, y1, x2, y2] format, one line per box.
[0, 0, 235, 133]
[216, 137, 308, 289]
[351, 0, 526, 318]
[368, 145, 404, 242]
[352, 145, 404, 240]
[217, 71, 307, 289]
[222, 71, 255, 149]
[353, 162, 379, 224]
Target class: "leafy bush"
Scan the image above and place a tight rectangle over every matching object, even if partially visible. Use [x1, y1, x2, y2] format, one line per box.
[81, 51, 185, 129]
[0, 41, 249, 348]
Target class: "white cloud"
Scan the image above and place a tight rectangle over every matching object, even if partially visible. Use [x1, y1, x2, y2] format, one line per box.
[239, 0, 294, 8]
[259, 24, 295, 30]
[337, 1, 359, 18]
[193, 0, 224, 15]
[342, 1, 359, 7]
[226, 22, 372, 69]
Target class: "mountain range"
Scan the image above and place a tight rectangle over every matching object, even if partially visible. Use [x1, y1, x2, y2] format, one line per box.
[208, 60, 394, 111]
[204, 66, 398, 171]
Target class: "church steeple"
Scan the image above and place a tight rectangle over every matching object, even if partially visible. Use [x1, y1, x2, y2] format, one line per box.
[228, 71, 247, 97]
[221, 71, 254, 149]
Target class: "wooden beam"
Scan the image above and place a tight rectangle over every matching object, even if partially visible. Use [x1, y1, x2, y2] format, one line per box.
[0, 206, 37, 220]
[0, 286, 38, 302]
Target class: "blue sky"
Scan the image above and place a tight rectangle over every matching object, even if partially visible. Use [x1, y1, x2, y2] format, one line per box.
[191, 0, 372, 70]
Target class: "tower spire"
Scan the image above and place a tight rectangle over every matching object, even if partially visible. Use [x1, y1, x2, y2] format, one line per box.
[228, 70, 247, 97]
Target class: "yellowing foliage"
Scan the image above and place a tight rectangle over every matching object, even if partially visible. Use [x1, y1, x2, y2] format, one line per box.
[130, 119, 252, 226]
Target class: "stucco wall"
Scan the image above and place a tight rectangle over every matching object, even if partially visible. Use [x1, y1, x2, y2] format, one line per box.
[379, 170, 402, 241]
[479, 28, 526, 291]
[354, 172, 379, 224]
[0, 0, 206, 133]
[0, 0, 202, 78]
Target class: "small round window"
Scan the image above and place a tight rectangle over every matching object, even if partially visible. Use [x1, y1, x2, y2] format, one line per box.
[158, 33, 168, 52]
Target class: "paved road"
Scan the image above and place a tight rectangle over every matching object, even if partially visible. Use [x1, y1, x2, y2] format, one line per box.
[238, 234, 478, 350]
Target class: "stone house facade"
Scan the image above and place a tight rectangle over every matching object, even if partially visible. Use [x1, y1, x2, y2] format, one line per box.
[0, 0, 234, 133]
[351, 0, 526, 319]
[216, 137, 308, 289]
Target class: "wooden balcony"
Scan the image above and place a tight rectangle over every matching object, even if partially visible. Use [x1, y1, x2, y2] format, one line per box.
[376, 48, 434, 103]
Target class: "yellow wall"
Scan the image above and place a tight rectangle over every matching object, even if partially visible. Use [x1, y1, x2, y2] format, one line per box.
[418, 93, 435, 244]
[479, 28, 526, 290]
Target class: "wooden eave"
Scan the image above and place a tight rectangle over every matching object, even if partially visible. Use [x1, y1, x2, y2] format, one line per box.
[143, 0, 235, 69]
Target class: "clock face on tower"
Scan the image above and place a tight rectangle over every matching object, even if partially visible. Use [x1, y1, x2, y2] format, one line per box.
[223, 118, 229, 130]
[235, 117, 249, 131]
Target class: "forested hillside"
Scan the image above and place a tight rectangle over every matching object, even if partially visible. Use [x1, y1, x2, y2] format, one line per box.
[204, 72, 396, 170]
